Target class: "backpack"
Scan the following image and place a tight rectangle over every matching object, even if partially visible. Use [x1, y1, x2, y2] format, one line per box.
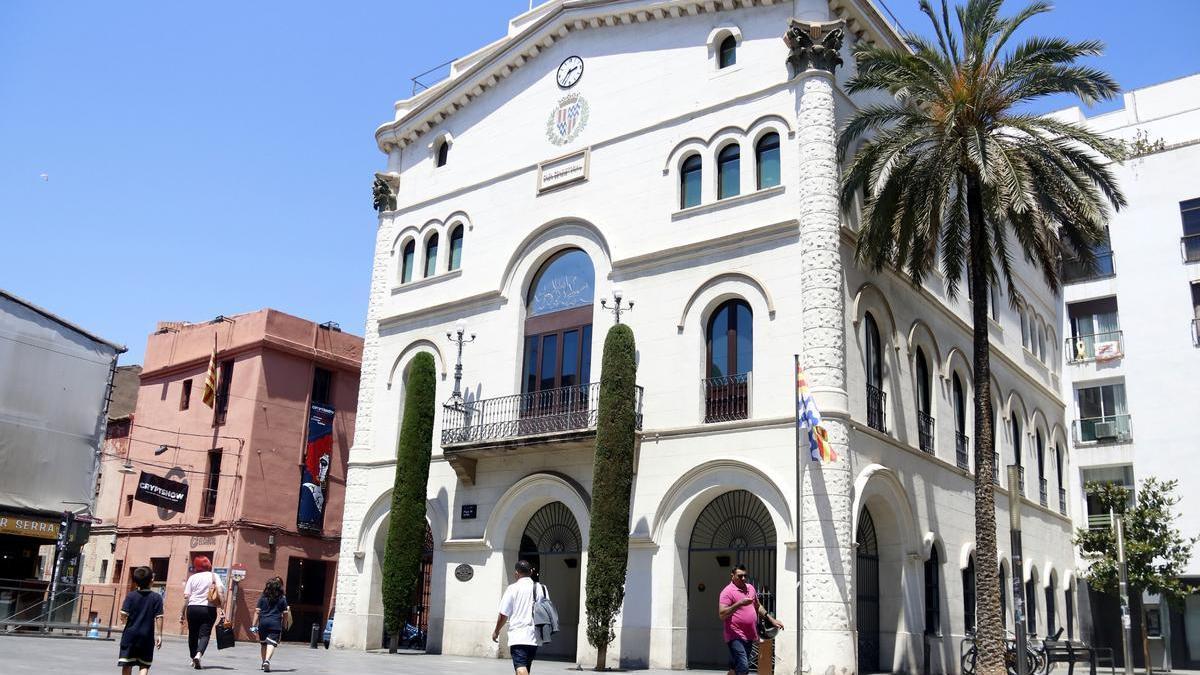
[531, 582, 559, 645]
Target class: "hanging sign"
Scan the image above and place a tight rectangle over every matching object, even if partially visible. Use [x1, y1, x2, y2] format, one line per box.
[297, 403, 335, 533]
[135, 471, 189, 513]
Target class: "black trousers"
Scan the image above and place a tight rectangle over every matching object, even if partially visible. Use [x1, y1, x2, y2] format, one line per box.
[186, 605, 218, 657]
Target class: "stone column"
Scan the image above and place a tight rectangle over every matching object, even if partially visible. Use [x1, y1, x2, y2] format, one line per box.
[785, 18, 857, 675]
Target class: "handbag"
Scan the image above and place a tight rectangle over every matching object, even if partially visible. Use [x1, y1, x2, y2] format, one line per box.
[531, 582, 560, 645]
[215, 614, 236, 650]
[206, 572, 221, 605]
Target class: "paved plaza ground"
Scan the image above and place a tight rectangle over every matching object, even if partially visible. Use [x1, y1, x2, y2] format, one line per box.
[0, 633, 692, 674]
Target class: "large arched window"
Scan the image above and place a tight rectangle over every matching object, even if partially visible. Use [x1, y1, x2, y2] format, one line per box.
[523, 249, 595, 406]
[916, 349, 933, 453]
[1036, 430, 1047, 506]
[1012, 416, 1024, 494]
[400, 240, 415, 284]
[680, 154, 702, 209]
[953, 373, 968, 470]
[963, 555, 976, 631]
[717, 144, 740, 199]
[704, 300, 752, 422]
[718, 34, 737, 68]
[424, 233, 439, 278]
[924, 545, 941, 636]
[1055, 445, 1066, 514]
[756, 132, 780, 190]
[448, 224, 464, 271]
[1066, 581, 1075, 639]
[1046, 576, 1057, 637]
[1026, 573, 1038, 635]
[864, 313, 885, 432]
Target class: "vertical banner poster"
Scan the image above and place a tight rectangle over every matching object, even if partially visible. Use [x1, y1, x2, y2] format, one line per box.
[297, 403, 335, 532]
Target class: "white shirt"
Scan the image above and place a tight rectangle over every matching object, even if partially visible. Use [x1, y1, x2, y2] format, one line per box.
[183, 571, 225, 606]
[498, 577, 549, 646]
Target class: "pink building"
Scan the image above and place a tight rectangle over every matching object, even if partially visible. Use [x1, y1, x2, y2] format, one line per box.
[110, 309, 361, 640]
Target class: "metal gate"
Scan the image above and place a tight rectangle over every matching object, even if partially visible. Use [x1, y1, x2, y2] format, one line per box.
[688, 490, 777, 670]
[857, 509, 881, 672]
[519, 502, 582, 661]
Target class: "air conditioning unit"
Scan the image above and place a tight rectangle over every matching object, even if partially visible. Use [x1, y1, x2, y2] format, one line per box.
[1093, 421, 1118, 439]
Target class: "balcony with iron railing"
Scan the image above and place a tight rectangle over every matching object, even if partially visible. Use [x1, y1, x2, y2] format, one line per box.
[866, 384, 887, 433]
[1087, 513, 1113, 530]
[703, 373, 750, 423]
[1059, 487, 1068, 515]
[440, 382, 644, 483]
[1039, 478, 1048, 507]
[917, 411, 934, 454]
[1182, 233, 1200, 263]
[955, 432, 969, 471]
[992, 453, 1000, 485]
[1062, 251, 1115, 284]
[1066, 331, 1124, 364]
[200, 488, 218, 521]
[1073, 414, 1132, 444]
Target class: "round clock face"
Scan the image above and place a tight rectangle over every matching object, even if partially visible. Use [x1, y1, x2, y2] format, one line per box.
[556, 56, 583, 88]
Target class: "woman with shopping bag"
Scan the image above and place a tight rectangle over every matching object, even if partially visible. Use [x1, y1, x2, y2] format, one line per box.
[180, 556, 225, 669]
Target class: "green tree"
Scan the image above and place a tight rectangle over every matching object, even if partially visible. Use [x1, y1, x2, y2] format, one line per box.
[584, 324, 637, 671]
[837, 2, 1125, 672]
[381, 352, 437, 653]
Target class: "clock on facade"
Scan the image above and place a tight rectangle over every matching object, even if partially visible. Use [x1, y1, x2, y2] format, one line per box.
[556, 56, 583, 88]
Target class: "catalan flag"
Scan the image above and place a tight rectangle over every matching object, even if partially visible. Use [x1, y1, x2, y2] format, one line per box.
[796, 358, 837, 463]
[201, 335, 219, 408]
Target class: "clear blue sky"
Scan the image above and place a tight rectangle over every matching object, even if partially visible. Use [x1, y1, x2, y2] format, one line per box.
[3, 1, 1197, 365]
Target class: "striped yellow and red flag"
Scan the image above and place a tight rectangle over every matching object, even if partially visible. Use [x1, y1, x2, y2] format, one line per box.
[201, 335, 219, 408]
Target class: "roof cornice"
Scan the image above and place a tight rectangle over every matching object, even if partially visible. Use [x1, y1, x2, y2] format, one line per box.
[374, 0, 905, 153]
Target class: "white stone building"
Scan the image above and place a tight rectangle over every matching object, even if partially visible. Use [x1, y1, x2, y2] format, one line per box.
[1053, 73, 1200, 670]
[334, 1, 1078, 672]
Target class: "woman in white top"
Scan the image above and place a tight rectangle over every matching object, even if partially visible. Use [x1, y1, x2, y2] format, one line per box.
[180, 555, 225, 669]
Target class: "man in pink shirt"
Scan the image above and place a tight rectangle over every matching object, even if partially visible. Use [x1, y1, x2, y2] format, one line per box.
[718, 564, 784, 675]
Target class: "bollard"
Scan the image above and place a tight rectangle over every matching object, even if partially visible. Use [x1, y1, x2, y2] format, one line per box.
[87, 617, 101, 639]
[310, 622, 320, 649]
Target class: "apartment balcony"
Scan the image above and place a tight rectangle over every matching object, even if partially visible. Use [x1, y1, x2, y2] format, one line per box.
[1059, 488, 1068, 516]
[1039, 478, 1048, 507]
[866, 384, 887, 433]
[1062, 252, 1115, 284]
[440, 381, 644, 484]
[1182, 234, 1200, 263]
[1087, 513, 1112, 530]
[1066, 331, 1124, 364]
[917, 411, 934, 454]
[703, 373, 750, 423]
[955, 432, 969, 471]
[1074, 414, 1132, 444]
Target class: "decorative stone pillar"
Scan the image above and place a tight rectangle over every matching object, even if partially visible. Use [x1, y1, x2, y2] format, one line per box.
[785, 18, 857, 675]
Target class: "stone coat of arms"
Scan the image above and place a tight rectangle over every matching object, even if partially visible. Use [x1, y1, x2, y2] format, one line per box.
[546, 93, 589, 146]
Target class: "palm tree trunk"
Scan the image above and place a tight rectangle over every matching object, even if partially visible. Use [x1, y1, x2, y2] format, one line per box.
[966, 173, 1005, 675]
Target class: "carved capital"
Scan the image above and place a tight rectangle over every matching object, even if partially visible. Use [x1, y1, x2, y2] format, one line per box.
[784, 19, 846, 75]
[372, 172, 399, 213]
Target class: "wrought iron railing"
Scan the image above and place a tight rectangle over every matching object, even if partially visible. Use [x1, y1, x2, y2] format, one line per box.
[200, 487, 218, 520]
[1039, 478, 1048, 507]
[1017, 465, 1026, 493]
[955, 432, 969, 471]
[441, 382, 644, 446]
[1062, 251, 1115, 284]
[1066, 330, 1124, 363]
[917, 411, 934, 454]
[866, 384, 886, 432]
[992, 453, 1000, 485]
[703, 373, 750, 423]
[1059, 487, 1068, 515]
[1073, 414, 1132, 443]
[1182, 233, 1200, 263]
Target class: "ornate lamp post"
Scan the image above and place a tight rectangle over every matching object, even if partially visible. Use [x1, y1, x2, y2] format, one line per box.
[445, 319, 475, 406]
[600, 286, 634, 323]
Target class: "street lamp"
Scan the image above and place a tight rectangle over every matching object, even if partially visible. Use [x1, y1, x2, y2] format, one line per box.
[600, 286, 634, 323]
[1113, 509, 1135, 675]
[446, 319, 475, 405]
[1008, 464, 1028, 675]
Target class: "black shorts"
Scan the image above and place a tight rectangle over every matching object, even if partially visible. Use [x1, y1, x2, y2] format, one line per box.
[510, 643, 538, 671]
[118, 640, 154, 668]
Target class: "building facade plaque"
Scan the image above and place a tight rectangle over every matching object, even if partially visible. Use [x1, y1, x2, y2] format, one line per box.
[537, 149, 590, 193]
[454, 564, 474, 582]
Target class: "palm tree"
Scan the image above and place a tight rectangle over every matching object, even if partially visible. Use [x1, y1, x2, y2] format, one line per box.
[838, 1, 1124, 672]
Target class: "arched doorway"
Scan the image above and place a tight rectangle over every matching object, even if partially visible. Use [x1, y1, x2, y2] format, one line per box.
[687, 489, 777, 669]
[519, 502, 582, 660]
[857, 508, 881, 672]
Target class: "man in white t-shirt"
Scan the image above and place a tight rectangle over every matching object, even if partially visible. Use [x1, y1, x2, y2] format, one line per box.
[492, 560, 547, 674]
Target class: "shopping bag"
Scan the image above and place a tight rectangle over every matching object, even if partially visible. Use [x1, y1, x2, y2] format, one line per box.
[215, 617, 236, 650]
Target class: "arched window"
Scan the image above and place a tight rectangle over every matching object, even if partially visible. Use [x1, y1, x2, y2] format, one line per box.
[1020, 306, 1030, 348]
[400, 240, 415, 284]
[953, 373, 968, 469]
[1012, 416, 1024, 494]
[963, 555, 976, 631]
[1046, 577, 1057, 637]
[1026, 574, 1038, 635]
[448, 224, 464, 271]
[424, 233, 439, 278]
[717, 144, 740, 199]
[718, 34, 737, 68]
[999, 565, 1008, 628]
[1036, 430, 1046, 505]
[1055, 445, 1065, 513]
[704, 299, 752, 422]
[924, 546, 941, 636]
[916, 349, 933, 453]
[756, 133, 780, 190]
[864, 313, 885, 432]
[436, 139, 449, 167]
[523, 249, 595, 403]
[680, 154, 702, 209]
[1066, 581, 1075, 639]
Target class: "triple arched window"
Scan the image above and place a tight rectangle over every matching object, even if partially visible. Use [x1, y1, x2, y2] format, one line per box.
[396, 220, 466, 285]
[676, 127, 783, 210]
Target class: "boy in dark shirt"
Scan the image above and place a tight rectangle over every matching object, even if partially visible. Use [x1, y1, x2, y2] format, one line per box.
[118, 566, 164, 674]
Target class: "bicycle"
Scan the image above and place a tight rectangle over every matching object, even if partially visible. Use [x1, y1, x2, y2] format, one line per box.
[961, 629, 1044, 675]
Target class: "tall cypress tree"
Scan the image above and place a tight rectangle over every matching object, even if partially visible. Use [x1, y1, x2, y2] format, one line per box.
[584, 324, 637, 670]
[381, 352, 437, 653]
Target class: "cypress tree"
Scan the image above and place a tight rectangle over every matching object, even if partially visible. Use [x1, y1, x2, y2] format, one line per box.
[381, 352, 437, 653]
[584, 323, 637, 670]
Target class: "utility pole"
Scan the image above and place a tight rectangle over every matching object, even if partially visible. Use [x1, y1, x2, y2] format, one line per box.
[1115, 509, 1135, 675]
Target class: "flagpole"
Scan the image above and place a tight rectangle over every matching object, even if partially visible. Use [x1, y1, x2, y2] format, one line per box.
[795, 353, 805, 675]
